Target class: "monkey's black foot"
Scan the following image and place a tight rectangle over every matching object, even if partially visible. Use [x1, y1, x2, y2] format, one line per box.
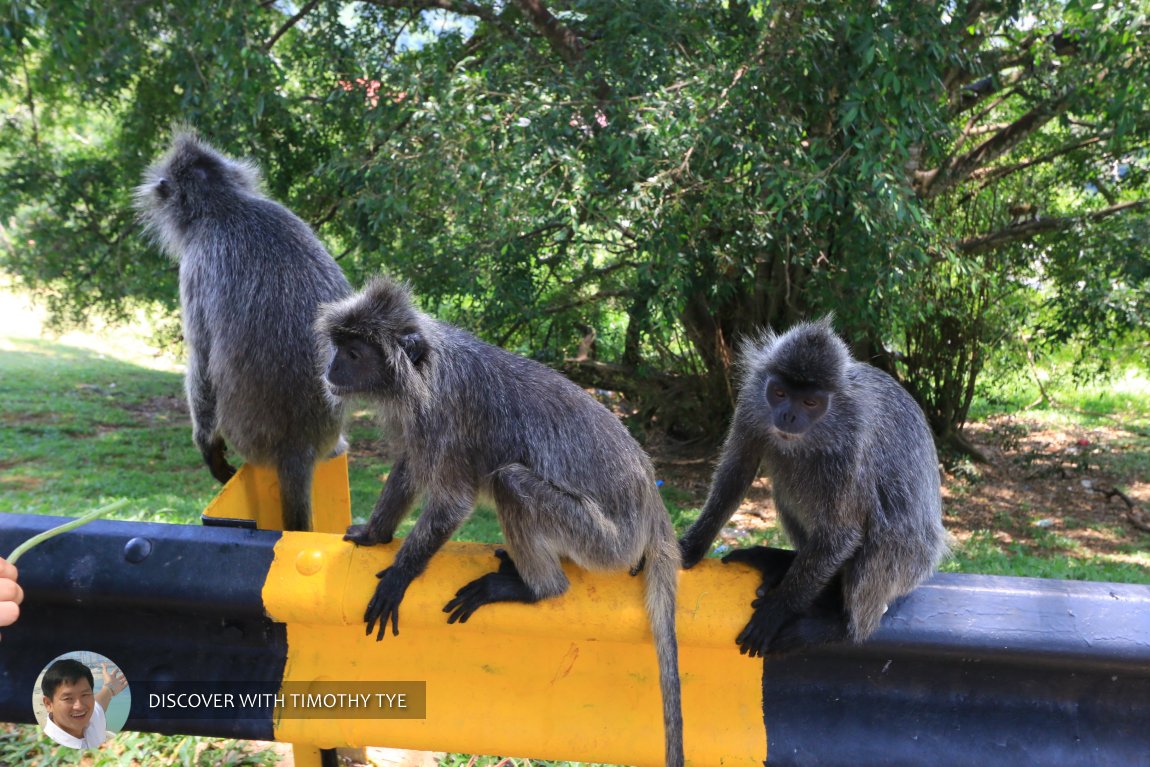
[722, 546, 797, 592]
[735, 596, 792, 658]
[768, 612, 850, 655]
[344, 524, 393, 547]
[629, 554, 646, 576]
[203, 442, 237, 485]
[443, 552, 536, 624]
[364, 567, 410, 641]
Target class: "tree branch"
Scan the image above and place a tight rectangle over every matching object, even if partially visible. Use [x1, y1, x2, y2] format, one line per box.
[967, 135, 1104, 189]
[359, 0, 500, 23]
[916, 93, 1072, 198]
[263, 0, 320, 51]
[957, 199, 1148, 254]
[511, 0, 584, 65]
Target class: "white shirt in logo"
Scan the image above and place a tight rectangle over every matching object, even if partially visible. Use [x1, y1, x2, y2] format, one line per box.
[43, 701, 109, 749]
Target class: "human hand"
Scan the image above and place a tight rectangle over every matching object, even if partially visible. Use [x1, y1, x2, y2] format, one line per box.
[101, 663, 128, 695]
[0, 557, 23, 628]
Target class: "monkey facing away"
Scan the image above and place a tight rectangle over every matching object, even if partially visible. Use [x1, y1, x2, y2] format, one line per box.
[678, 317, 947, 657]
[315, 276, 684, 767]
[136, 131, 350, 531]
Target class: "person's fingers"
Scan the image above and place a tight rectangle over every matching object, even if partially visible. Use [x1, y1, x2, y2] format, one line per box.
[0, 579, 22, 605]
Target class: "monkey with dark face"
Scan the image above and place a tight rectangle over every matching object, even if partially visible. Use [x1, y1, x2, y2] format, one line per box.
[679, 317, 947, 657]
[316, 277, 684, 767]
[136, 131, 350, 531]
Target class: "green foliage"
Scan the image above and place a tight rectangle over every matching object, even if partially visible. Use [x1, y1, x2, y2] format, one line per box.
[1, 0, 1148, 445]
[0, 724, 280, 766]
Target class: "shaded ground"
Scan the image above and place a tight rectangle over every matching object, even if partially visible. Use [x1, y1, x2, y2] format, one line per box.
[649, 414, 1150, 562]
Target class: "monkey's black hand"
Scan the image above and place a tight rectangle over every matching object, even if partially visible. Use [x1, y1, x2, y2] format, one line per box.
[721, 546, 796, 592]
[736, 595, 792, 657]
[202, 438, 237, 485]
[443, 549, 534, 624]
[344, 524, 393, 547]
[365, 567, 410, 640]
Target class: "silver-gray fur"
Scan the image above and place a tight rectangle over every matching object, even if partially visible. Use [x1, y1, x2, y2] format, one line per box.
[315, 276, 683, 767]
[135, 130, 350, 531]
[679, 316, 947, 655]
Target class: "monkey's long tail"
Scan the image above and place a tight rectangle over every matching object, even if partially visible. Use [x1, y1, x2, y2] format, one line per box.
[643, 531, 685, 767]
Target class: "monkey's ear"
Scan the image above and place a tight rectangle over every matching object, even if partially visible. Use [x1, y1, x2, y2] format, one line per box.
[398, 332, 426, 366]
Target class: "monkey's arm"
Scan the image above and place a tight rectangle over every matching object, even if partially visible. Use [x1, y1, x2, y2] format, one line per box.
[679, 431, 762, 568]
[364, 486, 475, 640]
[185, 334, 235, 484]
[346, 455, 418, 546]
[735, 526, 862, 656]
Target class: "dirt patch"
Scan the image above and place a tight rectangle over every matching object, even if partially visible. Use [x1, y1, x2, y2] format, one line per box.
[651, 414, 1150, 559]
[945, 415, 1150, 554]
[0, 473, 42, 491]
[121, 394, 188, 423]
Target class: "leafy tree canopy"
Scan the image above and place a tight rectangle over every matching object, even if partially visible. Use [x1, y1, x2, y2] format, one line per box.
[2, 0, 1147, 450]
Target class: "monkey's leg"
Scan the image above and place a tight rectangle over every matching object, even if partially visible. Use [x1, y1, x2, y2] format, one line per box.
[721, 545, 796, 591]
[840, 539, 932, 641]
[345, 455, 417, 546]
[277, 447, 317, 532]
[443, 548, 537, 624]
[444, 464, 596, 624]
[679, 435, 762, 568]
[186, 340, 235, 484]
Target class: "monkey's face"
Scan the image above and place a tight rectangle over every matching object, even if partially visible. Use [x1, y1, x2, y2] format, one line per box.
[764, 376, 829, 441]
[322, 331, 426, 400]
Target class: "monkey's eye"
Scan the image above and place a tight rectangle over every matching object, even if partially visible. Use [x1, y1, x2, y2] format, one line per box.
[774, 388, 786, 399]
[346, 347, 360, 361]
[803, 398, 817, 408]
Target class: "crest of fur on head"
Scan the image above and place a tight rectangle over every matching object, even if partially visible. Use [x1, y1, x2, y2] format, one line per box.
[315, 275, 436, 409]
[133, 127, 263, 258]
[741, 314, 849, 392]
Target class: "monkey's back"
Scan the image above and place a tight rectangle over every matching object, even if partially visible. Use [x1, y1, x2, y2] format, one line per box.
[852, 364, 944, 534]
[179, 197, 350, 463]
[425, 325, 664, 536]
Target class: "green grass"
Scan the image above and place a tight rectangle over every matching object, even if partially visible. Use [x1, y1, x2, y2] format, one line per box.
[0, 339, 213, 523]
[941, 525, 1150, 581]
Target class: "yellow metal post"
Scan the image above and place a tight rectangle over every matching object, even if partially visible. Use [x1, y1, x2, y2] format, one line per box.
[204, 454, 357, 767]
[201, 454, 352, 534]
